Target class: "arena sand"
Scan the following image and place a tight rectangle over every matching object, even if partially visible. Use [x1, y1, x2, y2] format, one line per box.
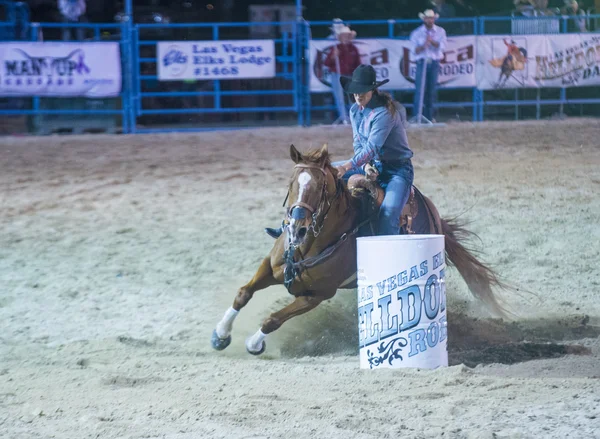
[1, 119, 599, 439]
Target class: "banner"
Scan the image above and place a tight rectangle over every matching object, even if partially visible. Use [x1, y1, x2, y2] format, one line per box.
[157, 40, 275, 81]
[309, 36, 476, 92]
[477, 34, 600, 89]
[0, 42, 121, 97]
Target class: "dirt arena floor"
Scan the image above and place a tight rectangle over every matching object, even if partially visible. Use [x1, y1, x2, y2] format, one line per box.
[1, 119, 599, 439]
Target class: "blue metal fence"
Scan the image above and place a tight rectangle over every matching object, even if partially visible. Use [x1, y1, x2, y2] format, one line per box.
[0, 0, 29, 41]
[0, 22, 130, 134]
[0, 15, 599, 134]
[131, 21, 302, 133]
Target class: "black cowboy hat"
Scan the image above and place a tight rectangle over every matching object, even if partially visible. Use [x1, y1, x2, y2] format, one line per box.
[340, 65, 389, 94]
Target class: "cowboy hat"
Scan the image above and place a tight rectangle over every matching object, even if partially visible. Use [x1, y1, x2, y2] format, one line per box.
[418, 9, 439, 20]
[335, 25, 357, 38]
[340, 64, 389, 94]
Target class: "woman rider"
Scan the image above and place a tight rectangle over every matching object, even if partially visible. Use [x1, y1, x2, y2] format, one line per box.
[265, 64, 414, 237]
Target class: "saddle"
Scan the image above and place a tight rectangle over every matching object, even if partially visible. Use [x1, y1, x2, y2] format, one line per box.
[347, 164, 418, 235]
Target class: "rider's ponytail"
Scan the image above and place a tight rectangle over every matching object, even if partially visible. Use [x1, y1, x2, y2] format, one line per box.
[375, 90, 397, 116]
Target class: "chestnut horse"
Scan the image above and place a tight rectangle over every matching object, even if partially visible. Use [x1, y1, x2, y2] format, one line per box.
[211, 144, 508, 355]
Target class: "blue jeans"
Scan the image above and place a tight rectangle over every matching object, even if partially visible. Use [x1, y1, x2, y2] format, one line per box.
[330, 73, 349, 122]
[335, 160, 413, 235]
[413, 60, 440, 122]
[377, 161, 414, 235]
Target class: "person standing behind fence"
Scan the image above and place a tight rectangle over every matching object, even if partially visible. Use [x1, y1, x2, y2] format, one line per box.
[58, 0, 87, 41]
[323, 24, 362, 125]
[562, 0, 588, 32]
[409, 9, 447, 123]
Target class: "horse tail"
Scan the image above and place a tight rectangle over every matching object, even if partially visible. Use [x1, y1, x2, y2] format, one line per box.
[441, 217, 512, 318]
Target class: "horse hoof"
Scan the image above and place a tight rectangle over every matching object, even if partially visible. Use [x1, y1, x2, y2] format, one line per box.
[211, 329, 231, 351]
[246, 341, 266, 356]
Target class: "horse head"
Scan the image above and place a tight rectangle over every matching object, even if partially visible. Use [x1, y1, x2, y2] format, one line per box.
[285, 143, 338, 247]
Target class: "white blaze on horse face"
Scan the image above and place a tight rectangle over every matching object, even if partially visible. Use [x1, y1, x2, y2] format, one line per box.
[297, 171, 312, 203]
[287, 171, 313, 245]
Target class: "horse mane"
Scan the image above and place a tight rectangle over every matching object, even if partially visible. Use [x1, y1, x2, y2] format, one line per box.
[301, 147, 333, 168]
[297, 147, 359, 211]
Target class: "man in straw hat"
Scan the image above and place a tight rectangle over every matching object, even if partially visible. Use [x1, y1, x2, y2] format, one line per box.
[264, 65, 415, 238]
[409, 9, 447, 123]
[323, 22, 362, 125]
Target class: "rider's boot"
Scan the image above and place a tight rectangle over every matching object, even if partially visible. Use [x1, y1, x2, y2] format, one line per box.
[265, 221, 285, 239]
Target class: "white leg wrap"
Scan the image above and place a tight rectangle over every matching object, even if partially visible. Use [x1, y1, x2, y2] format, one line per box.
[246, 329, 267, 353]
[215, 307, 238, 339]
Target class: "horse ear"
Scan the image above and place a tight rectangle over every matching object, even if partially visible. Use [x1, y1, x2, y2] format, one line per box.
[318, 143, 329, 165]
[290, 144, 303, 163]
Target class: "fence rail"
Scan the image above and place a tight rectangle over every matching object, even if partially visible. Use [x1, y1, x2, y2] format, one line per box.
[0, 15, 599, 134]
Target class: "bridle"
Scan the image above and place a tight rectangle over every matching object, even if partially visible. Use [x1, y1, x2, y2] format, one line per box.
[282, 161, 341, 291]
[281, 161, 375, 293]
[286, 162, 339, 238]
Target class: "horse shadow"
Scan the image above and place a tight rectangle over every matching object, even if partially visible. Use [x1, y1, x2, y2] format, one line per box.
[276, 303, 598, 368]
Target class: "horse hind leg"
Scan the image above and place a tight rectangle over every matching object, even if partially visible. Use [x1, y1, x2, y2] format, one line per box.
[245, 292, 331, 355]
[211, 256, 277, 351]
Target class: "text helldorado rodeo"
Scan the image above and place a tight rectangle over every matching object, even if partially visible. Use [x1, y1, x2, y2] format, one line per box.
[357, 251, 447, 359]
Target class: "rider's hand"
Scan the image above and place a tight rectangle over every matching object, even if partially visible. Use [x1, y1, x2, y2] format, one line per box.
[335, 165, 347, 178]
[364, 163, 379, 181]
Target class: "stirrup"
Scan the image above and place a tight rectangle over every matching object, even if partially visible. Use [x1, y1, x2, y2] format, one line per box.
[265, 227, 283, 239]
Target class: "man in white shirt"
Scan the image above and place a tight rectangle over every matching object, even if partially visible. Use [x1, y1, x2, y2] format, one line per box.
[409, 9, 447, 123]
[58, 0, 87, 41]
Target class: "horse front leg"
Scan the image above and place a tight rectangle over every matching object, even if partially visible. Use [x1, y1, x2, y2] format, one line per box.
[245, 292, 332, 355]
[211, 256, 277, 351]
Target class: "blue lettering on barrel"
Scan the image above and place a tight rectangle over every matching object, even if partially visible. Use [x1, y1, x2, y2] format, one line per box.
[358, 252, 448, 352]
[439, 268, 447, 312]
[358, 302, 378, 346]
[433, 251, 445, 270]
[409, 265, 420, 282]
[376, 279, 387, 296]
[408, 329, 427, 357]
[427, 321, 439, 347]
[387, 274, 397, 292]
[439, 315, 447, 343]
[424, 274, 440, 320]
[398, 270, 408, 287]
[397, 285, 421, 332]
[378, 294, 398, 341]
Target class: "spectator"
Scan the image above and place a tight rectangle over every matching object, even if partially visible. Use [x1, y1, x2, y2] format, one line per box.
[58, 0, 87, 41]
[323, 23, 362, 125]
[561, 0, 587, 32]
[409, 9, 447, 123]
[328, 18, 345, 39]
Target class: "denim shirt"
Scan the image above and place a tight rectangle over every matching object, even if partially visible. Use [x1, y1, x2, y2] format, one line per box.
[349, 94, 413, 170]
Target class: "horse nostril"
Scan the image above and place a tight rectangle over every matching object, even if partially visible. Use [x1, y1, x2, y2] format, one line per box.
[298, 227, 307, 239]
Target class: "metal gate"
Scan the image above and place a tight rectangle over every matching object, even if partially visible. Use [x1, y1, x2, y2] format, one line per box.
[130, 21, 306, 133]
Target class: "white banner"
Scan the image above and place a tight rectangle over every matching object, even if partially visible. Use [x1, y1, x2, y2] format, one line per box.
[0, 42, 121, 97]
[477, 34, 600, 89]
[309, 36, 476, 92]
[157, 40, 276, 81]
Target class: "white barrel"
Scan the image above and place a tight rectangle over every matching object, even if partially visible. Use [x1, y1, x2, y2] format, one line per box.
[356, 235, 448, 370]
